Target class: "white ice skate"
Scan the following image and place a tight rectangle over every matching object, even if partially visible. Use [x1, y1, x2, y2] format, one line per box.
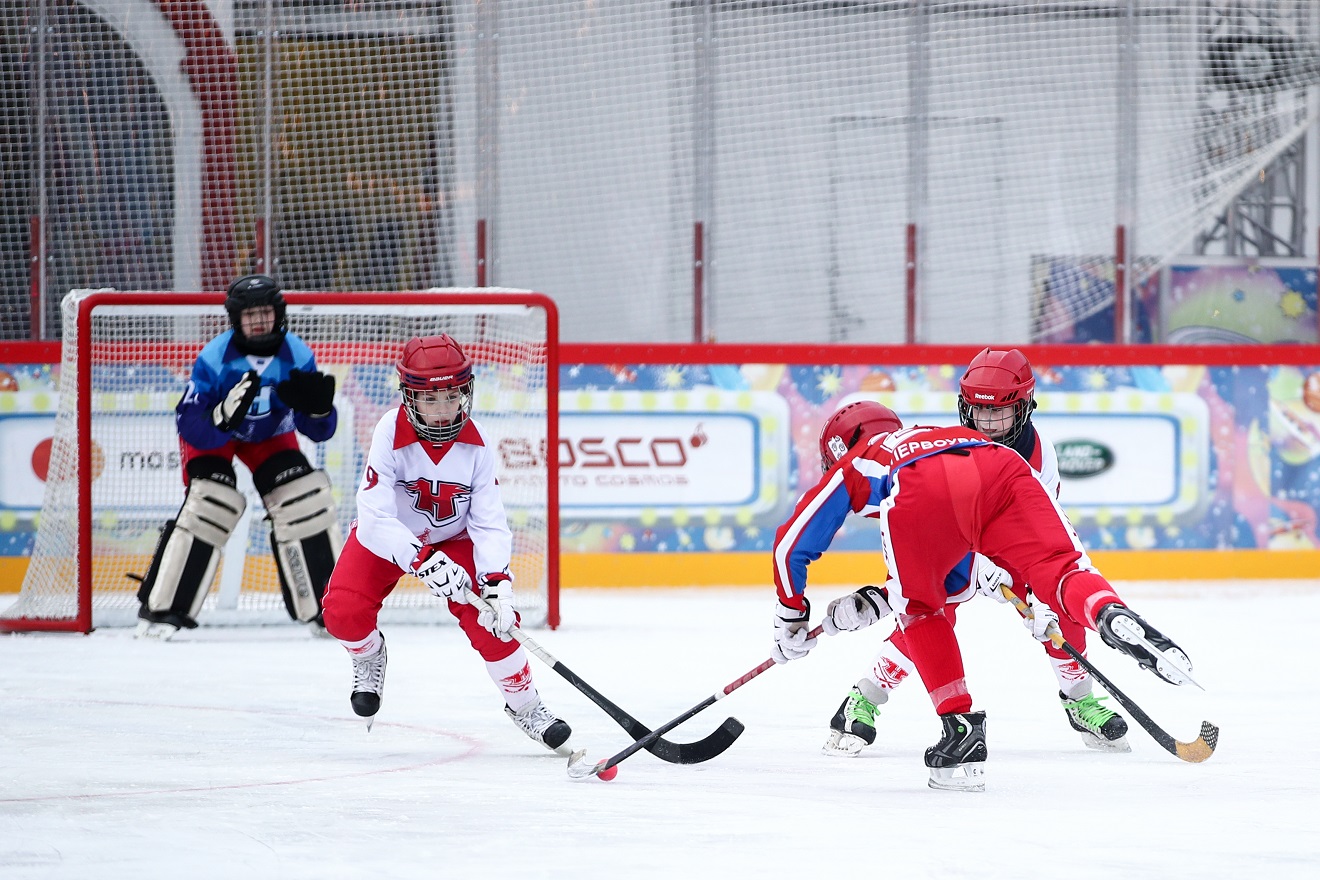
[505, 697, 573, 755]
[350, 637, 388, 731]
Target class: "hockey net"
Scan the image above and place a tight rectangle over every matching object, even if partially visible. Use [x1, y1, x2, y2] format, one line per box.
[0, 289, 558, 633]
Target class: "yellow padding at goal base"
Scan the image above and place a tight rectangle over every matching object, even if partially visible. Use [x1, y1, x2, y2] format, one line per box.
[559, 549, 1320, 588]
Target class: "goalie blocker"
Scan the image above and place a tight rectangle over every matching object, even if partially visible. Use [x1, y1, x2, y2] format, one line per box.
[136, 451, 340, 638]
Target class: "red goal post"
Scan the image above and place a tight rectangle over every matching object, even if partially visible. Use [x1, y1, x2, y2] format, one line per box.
[0, 289, 559, 634]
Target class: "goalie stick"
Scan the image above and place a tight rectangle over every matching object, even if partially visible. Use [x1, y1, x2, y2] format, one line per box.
[1002, 586, 1219, 764]
[465, 591, 743, 764]
[567, 624, 827, 779]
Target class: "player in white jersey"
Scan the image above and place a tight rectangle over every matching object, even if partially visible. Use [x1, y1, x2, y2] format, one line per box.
[321, 334, 572, 750]
[821, 349, 1130, 756]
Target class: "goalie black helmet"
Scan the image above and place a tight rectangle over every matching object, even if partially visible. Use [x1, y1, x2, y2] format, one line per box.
[224, 274, 287, 356]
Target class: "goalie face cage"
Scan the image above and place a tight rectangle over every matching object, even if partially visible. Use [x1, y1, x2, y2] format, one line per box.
[0, 290, 559, 633]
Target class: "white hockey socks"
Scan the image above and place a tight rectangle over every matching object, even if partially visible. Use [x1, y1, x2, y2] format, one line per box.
[867, 639, 919, 693]
[486, 648, 538, 712]
[1049, 653, 1093, 702]
[340, 629, 384, 658]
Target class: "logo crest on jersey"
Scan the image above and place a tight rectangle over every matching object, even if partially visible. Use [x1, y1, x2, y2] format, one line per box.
[404, 478, 471, 527]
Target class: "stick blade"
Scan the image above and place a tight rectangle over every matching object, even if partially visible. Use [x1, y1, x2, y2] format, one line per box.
[566, 749, 605, 779]
[1174, 721, 1219, 764]
[649, 717, 745, 765]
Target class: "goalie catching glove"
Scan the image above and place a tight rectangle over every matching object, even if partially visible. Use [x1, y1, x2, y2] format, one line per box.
[821, 585, 891, 636]
[415, 550, 472, 602]
[475, 573, 516, 641]
[276, 368, 336, 417]
[212, 370, 260, 432]
[772, 598, 817, 664]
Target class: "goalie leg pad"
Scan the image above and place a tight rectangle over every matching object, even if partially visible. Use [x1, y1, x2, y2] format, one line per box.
[139, 475, 247, 624]
[256, 454, 342, 623]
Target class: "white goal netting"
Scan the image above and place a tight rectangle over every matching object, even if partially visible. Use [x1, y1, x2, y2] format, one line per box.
[1, 289, 557, 632]
[3, 2, 1316, 344]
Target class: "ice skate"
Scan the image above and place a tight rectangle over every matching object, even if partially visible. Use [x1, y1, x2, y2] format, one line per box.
[925, 710, 987, 792]
[505, 697, 573, 754]
[1096, 604, 1199, 688]
[133, 608, 195, 641]
[1060, 691, 1130, 753]
[306, 614, 333, 639]
[350, 637, 388, 730]
[821, 680, 886, 757]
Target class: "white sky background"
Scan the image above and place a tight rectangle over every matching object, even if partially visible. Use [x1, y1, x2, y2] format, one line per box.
[2, 582, 1317, 880]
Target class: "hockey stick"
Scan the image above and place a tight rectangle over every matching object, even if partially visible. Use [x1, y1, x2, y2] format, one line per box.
[1001, 586, 1218, 764]
[567, 624, 827, 779]
[465, 591, 744, 764]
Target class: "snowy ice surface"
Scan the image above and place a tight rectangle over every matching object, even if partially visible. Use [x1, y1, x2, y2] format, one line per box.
[2, 582, 1317, 880]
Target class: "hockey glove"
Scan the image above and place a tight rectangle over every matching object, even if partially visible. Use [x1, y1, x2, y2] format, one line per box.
[821, 585, 891, 636]
[771, 598, 817, 664]
[476, 573, 516, 641]
[972, 553, 1013, 603]
[212, 370, 261, 432]
[276, 368, 336, 417]
[415, 550, 473, 603]
[1022, 594, 1060, 642]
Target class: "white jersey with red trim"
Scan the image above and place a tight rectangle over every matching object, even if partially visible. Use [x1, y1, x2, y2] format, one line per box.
[1023, 423, 1061, 499]
[353, 406, 513, 582]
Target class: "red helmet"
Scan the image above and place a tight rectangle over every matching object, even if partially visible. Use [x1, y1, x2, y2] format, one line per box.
[818, 401, 903, 471]
[957, 347, 1036, 444]
[397, 335, 475, 443]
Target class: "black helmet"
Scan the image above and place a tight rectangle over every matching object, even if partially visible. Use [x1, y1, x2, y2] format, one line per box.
[224, 274, 287, 356]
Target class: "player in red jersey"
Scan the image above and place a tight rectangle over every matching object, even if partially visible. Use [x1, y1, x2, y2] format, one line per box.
[821, 349, 1130, 758]
[771, 402, 1194, 790]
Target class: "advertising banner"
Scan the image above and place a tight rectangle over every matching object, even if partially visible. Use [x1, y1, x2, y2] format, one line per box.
[2, 356, 1319, 568]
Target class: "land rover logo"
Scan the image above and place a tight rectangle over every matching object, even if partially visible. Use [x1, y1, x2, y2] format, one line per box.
[1056, 440, 1113, 478]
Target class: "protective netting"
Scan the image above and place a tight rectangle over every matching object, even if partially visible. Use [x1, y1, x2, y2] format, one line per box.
[1, 289, 554, 630]
[1, 1, 1316, 343]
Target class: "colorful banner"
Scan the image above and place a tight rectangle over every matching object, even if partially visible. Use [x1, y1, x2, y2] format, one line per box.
[3, 357, 1320, 565]
[557, 360, 1320, 554]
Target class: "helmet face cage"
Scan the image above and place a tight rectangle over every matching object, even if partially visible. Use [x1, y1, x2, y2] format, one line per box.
[401, 383, 474, 443]
[818, 401, 903, 471]
[397, 335, 475, 444]
[224, 274, 287, 356]
[957, 348, 1036, 445]
[957, 396, 1033, 444]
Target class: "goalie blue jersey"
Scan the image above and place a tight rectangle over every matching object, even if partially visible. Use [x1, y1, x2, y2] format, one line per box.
[175, 329, 338, 449]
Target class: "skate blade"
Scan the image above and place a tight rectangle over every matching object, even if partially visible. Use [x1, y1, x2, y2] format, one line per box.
[821, 730, 866, 757]
[134, 620, 179, 641]
[1155, 649, 1201, 690]
[1079, 732, 1131, 753]
[927, 762, 986, 792]
[1110, 617, 1203, 690]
